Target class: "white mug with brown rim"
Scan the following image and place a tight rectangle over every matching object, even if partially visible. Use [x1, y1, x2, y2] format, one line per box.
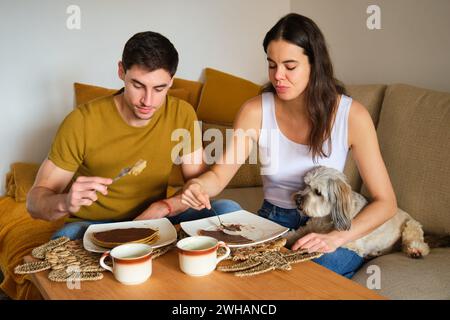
[176, 236, 230, 276]
[99, 243, 153, 285]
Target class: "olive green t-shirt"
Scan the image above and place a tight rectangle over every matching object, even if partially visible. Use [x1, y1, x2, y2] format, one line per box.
[49, 93, 200, 221]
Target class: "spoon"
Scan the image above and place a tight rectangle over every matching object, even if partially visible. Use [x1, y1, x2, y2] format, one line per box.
[210, 207, 239, 232]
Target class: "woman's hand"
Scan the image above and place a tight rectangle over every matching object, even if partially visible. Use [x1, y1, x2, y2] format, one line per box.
[291, 231, 345, 253]
[181, 179, 211, 210]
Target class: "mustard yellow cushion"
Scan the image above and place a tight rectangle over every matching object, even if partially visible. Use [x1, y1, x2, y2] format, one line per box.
[74, 82, 192, 107]
[168, 88, 190, 104]
[166, 121, 265, 194]
[196, 68, 261, 125]
[201, 122, 262, 188]
[74, 83, 117, 106]
[6, 163, 40, 202]
[172, 78, 203, 109]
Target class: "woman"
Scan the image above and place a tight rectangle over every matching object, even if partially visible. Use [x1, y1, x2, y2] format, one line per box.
[182, 13, 397, 278]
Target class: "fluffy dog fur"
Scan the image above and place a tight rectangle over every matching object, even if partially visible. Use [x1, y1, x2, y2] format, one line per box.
[287, 166, 430, 259]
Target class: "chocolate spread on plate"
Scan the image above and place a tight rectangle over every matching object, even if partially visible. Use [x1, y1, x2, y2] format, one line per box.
[198, 229, 253, 244]
[222, 224, 242, 232]
[92, 228, 157, 243]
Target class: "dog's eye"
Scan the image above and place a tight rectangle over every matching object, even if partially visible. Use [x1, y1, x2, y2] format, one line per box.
[314, 189, 322, 196]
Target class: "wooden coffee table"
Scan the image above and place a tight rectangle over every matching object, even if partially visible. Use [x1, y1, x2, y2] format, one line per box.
[25, 248, 384, 300]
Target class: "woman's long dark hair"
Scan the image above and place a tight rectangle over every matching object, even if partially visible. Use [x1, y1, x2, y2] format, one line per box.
[262, 13, 346, 161]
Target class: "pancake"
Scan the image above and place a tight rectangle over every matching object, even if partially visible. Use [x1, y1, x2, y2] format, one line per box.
[129, 159, 147, 176]
[91, 227, 159, 248]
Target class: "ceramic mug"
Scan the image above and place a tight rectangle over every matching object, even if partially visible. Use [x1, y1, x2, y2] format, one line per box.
[176, 236, 230, 276]
[99, 243, 153, 285]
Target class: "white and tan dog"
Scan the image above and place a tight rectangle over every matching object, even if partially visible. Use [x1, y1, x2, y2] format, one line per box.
[288, 166, 430, 259]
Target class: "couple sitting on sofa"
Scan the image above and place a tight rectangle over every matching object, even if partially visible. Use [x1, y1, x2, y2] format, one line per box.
[26, 13, 398, 279]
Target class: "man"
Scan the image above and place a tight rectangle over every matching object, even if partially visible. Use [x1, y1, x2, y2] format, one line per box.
[27, 31, 240, 240]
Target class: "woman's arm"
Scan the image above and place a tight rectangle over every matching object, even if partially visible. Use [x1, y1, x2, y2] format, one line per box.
[134, 147, 210, 220]
[181, 96, 262, 210]
[293, 100, 397, 252]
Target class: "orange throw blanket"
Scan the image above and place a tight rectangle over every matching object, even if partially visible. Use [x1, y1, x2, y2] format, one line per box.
[0, 196, 64, 299]
[0, 162, 64, 299]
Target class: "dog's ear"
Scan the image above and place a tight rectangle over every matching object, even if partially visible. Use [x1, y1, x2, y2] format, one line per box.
[328, 177, 352, 231]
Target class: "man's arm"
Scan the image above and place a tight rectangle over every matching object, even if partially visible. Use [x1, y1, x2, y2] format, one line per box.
[27, 159, 112, 221]
[166, 147, 209, 214]
[134, 147, 208, 220]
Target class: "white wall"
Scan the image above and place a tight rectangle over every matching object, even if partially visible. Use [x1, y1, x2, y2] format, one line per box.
[0, 0, 290, 192]
[291, 0, 450, 92]
[3, 0, 448, 194]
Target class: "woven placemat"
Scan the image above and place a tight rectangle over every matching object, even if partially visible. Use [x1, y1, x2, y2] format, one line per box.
[15, 237, 174, 282]
[215, 237, 323, 277]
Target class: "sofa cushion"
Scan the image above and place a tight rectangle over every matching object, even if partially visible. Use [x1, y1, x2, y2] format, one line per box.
[74, 83, 117, 106]
[214, 187, 264, 214]
[343, 85, 386, 192]
[346, 85, 386, 127]
[362, 84, 450, 235]
[74, 82, 193, 107]
[172, 78, 203, 109]
[5, 163, 40, 202]
[352, 248, 450, 299]
[168, 120, 264, 191]
[166, 121, 263, 192]
[196, 68, 261, 125]
[202, 122, 262, 188]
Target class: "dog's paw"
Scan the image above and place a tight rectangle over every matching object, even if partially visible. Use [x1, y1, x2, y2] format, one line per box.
[404, 241, 430, 259]
[406, 247, 423, 259]
[283, 230, 298, 248]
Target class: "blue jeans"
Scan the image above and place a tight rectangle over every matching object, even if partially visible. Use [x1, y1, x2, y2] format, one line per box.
[167, 199, 241, 225]
[51, 219, 113, 241]
[51, 199, 241, 241]
[257, 199, 364, 279]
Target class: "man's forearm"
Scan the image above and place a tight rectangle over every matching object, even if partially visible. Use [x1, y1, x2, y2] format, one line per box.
[26, 187, 69, 221]
[164, 192, 189, 216]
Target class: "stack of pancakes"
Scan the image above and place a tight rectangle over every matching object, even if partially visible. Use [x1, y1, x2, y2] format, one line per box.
[91, 227, 159, 249]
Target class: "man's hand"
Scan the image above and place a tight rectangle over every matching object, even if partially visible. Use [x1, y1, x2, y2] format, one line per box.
[65, 176, 112, 213]
[134, 201, 170, 220]
[291, 231, 345, 253]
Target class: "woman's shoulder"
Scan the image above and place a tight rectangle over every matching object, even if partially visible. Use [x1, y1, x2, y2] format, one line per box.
[233, 95, 263, 131]
[348, 98, 372, 124]
[242, 95, 263, 112]
[347, 97, 376, 146]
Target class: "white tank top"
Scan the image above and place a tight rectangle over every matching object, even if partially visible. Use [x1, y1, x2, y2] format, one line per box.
[258, 92, 352, 209]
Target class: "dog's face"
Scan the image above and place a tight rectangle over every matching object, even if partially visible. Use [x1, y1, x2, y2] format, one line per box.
[294, 166, 353, 231]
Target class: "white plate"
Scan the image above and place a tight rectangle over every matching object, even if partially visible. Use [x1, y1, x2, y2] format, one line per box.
[180, 210, 289, 248]
[83, 218, 177, 253]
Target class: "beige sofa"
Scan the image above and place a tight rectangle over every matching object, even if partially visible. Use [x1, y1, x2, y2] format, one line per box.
[215, 84, 450, 300]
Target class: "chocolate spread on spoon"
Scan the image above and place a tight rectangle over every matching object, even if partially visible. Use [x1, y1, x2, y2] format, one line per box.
[220, 224, 241, 232]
